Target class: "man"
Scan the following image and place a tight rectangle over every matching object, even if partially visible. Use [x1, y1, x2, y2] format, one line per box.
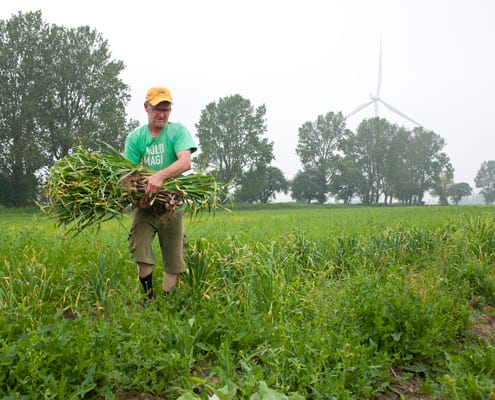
[124, 86, 197, 302]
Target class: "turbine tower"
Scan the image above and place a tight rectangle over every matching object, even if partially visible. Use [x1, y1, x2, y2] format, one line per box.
[346, 39, 422, 127]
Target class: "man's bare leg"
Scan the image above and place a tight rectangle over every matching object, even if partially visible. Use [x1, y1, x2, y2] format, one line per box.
[162, 272, 178, 293]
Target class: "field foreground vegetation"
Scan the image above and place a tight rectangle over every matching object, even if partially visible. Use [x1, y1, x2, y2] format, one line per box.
[1, 205, 495, 399]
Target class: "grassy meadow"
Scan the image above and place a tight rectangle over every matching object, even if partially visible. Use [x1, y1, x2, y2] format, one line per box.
[1, 205, 495, 399]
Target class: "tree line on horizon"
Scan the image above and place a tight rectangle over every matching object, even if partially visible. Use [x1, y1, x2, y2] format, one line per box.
[1, 10, 493, 208]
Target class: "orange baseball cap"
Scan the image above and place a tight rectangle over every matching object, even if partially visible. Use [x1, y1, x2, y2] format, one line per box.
[145, 87, 173, 106]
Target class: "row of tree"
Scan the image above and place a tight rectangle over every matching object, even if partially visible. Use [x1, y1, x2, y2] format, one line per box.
[194, 100, 472, 205]
[1, 11, 494, 207]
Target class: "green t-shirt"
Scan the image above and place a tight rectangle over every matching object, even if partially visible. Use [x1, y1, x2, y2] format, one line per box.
[124, 122, 197, 171]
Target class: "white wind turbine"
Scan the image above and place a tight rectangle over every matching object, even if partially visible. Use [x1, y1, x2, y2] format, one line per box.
[346, 39, 422, 127]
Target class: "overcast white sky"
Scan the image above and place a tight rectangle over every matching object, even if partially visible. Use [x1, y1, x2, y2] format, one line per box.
[2, 0, 494, 195]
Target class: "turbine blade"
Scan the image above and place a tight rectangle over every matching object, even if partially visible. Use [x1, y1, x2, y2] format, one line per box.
[376, 37, 382, 97]
[378, 98, 422, 126]
[346, 99, 375, 118]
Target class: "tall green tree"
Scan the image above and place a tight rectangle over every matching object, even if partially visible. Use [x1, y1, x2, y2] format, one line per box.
[447, 182, 473, 205]
[407, 127, 453, 205]
[430, 172, 454, 205]
[0, 11, 131, 207]
[290, 168, 327, 204]
[195, 94, 274, 187]
[383, 126, 414, 204]
[0, 11, 50, 206]
[344, 118, 395, 205]
[329, 158, 361, 204]
[475, 160, 495, 204]
[296, 111, 349, 194]
[38, 23, 131, 160]
[235, 166, 288, 203]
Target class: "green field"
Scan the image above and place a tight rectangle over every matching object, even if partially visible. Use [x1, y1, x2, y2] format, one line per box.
[1, 205, 495, 399]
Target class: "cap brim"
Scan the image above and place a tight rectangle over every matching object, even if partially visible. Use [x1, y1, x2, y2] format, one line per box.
[150, 97, 173, 106]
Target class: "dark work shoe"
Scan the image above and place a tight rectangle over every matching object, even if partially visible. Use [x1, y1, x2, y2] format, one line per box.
[141, 297, 153, 309]
[163, 288, 178, 297]
[141, 290, 155, 309]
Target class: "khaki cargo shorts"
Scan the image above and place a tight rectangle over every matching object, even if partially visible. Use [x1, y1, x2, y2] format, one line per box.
[128, 208, 186, 274]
